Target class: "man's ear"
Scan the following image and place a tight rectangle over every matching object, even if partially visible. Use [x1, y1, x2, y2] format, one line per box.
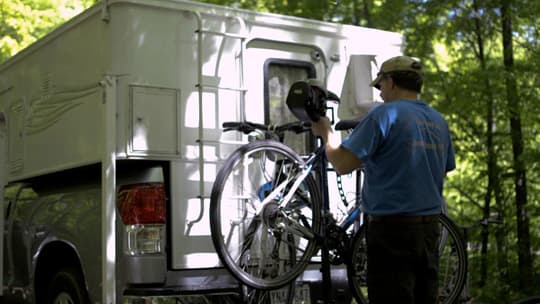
[389, 77, 396, 89]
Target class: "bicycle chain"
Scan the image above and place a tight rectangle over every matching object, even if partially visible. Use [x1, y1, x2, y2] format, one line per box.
[336, 174, 349, 207]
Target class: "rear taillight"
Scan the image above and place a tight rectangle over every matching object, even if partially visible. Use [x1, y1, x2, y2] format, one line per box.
[118, 183, 166, 225]
[117, 183, 166, 255]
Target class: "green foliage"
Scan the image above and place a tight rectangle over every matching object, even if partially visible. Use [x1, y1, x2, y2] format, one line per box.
[0, 0, 97, 62]
[403, 1, 539, 301]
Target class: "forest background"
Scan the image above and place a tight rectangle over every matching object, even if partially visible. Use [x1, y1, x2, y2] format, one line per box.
[1, 0, 539, 303]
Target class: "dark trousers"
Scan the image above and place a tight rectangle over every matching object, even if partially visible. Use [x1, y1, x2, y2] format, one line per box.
[366, 219, 441, 304]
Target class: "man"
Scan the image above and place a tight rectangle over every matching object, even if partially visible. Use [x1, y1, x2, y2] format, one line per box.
[311, 55, 455, 304]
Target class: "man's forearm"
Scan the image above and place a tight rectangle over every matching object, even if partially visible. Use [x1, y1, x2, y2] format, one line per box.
[321, 131, 362, 175]
[311, 118, 362, 175]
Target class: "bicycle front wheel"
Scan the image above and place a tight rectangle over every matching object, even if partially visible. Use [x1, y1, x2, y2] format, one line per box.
[347, 214, 468, 304]
[210, 140, 322, 290]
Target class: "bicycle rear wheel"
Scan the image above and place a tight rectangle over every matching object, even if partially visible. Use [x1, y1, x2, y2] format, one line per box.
[347, 214, 468, 304]
[346, 225, 368, 304]
[210, 140, 322, 290]
[438, 214, 468, 303]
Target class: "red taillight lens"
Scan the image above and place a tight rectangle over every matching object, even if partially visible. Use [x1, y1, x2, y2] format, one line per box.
[117, 183, 166, 225]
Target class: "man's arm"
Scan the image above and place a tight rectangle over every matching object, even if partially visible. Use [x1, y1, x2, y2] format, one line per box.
[311, 118, 363, 175]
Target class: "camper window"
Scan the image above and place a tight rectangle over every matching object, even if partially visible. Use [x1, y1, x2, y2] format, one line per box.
[263, 59, 316, 154]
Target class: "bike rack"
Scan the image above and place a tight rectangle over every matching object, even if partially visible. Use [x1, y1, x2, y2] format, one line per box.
[318, 148, 335, 304]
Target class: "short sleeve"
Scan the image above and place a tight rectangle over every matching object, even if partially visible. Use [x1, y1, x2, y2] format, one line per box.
[341, 116, 383, 161]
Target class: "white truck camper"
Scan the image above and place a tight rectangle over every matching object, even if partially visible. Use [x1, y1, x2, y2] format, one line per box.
[0, 0, 403, 303]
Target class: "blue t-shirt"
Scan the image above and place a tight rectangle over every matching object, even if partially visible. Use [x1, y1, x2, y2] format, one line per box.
[341, 99, 455, 216]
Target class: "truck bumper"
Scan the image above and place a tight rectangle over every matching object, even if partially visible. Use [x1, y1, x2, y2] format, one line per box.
[122, 266, 352, 304]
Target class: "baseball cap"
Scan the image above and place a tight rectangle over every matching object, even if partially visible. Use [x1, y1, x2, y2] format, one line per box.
[369, 56, 423, 89]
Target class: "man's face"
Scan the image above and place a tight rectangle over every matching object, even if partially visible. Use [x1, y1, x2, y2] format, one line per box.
[377, 74, 394, 102]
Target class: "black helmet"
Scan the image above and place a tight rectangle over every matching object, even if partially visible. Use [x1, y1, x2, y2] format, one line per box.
[286, 79, 339, 122]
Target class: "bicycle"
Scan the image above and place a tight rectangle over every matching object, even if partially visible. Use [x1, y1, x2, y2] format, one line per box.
[210, 119, 468, 304]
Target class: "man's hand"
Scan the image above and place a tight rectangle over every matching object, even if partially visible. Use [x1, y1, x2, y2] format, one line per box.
[310, 117, 332, 140]
[310, 117, 363, 175]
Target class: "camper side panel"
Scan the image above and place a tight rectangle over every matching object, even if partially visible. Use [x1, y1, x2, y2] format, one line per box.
[0, 12, 109, 182]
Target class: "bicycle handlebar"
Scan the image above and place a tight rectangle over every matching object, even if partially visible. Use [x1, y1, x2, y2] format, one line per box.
[223, 121, 267, 134]
[222, 121, 311, 136]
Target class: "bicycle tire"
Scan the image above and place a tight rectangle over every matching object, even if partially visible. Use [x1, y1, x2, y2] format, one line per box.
[347, 214, 468, 304]
[210, 140, 322, 290]
[438, 214, 468, 303]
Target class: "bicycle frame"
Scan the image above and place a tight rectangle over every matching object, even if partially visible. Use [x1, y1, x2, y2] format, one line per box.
[254, 144, 362, 243]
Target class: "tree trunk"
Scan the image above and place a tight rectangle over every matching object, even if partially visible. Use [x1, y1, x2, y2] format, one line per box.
[361, 0, 373, 28]
[494, 195, 510, 303]
[500, 0, 533, 292]
[351, 0, 373, 27]
[471, 0, 492, 287]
